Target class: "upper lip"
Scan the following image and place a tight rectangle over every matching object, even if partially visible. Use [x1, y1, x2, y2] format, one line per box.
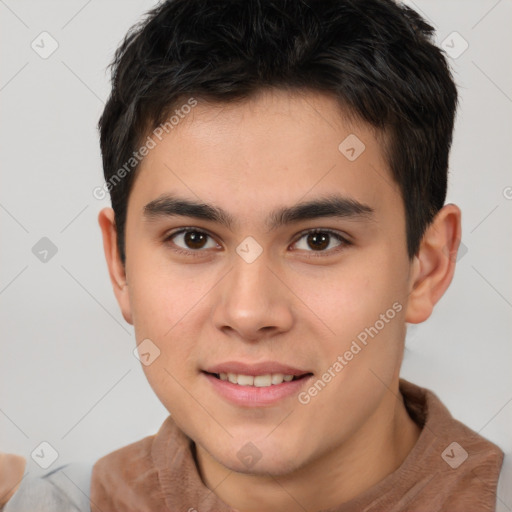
[204, 361, 312, 377]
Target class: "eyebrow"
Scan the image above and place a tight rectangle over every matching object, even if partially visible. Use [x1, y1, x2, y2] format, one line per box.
[143, 194, 374, 230]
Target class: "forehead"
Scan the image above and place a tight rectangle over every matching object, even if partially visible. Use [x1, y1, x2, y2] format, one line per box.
[129, 89, 400, 220]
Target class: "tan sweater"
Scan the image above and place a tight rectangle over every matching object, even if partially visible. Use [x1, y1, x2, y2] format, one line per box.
[90, 380, 504, 511]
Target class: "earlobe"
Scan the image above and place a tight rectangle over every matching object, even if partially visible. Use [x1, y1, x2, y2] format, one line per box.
[405, 204, 462, 324]
[98, 208, 133, 325]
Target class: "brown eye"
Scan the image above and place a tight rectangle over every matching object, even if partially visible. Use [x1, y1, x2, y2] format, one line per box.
[184, 231, 208, 249]
[169, 229, 219, 251]
[306, 232, 330, 251]
[292, 230, 348, 253]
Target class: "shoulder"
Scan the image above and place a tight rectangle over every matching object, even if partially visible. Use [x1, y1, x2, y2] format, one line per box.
[3, 462, 93, 512]
[90, 432, 164, 512]
[399, 380, 505, 509]
[497, 452, 512, 512]
[91, 432, 157, 484]
[90, 416, 184, 512]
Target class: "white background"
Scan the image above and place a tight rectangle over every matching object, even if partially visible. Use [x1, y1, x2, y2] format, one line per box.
[1, 0, 511, 479]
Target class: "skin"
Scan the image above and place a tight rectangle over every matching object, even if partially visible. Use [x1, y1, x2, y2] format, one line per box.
[98, 89, 461, 512]
[0, 453, 26, 507]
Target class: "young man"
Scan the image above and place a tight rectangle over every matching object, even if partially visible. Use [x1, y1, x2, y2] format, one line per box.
[2, 0, 508, 510]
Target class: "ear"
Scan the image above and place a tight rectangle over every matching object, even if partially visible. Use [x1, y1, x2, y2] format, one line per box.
[405, 203, 462, 324]
[98, 208, 133, 325]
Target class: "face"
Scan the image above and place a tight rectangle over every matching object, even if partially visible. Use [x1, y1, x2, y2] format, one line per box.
[116, 89, 415, 475]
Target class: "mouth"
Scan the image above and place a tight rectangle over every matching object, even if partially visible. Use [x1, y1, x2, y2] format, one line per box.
[204, 371, 312, 387]
[201, 362, 314, 406]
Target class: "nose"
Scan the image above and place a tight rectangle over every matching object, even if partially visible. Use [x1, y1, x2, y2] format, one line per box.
[211, 257, 294, 342]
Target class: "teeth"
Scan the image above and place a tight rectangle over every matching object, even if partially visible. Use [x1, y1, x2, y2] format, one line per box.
[271, 373, 284, 385]
[254, 375, 272, 387]
[217, 372, 299, 387]
[237, 374, 254, 386]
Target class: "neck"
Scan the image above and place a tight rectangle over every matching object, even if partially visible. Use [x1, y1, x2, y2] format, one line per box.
[195, 382, 421, 512]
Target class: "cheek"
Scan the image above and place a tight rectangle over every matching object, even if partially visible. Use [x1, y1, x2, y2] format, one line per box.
[126, 261, 196, 374]
[290, 252, 408, 381]
[292, 256, 405, 333]
[127, 249, 206, 336]
[130, 275, 206, 415]
[126, 252, 225, 386]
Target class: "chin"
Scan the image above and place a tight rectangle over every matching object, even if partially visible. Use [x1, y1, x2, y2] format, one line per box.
[208, 440, 305, 477]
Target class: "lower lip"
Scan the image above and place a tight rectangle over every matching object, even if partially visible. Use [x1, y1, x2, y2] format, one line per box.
[203, 372, 313, 407]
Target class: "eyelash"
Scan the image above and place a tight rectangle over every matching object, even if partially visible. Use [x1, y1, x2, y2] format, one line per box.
[163, 227, 351, 258]
[291, 228, 351, 257]
[163, 227, 218, 258]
